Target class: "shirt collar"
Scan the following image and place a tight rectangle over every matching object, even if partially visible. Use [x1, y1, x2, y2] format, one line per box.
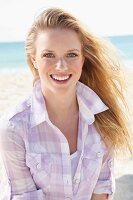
[29, 79, 108, 128]
[76, 81, 108, 124]
[29, 79, 48, 128]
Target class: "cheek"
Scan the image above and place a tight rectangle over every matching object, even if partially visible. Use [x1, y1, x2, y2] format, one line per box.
[37, 61, 51, 73]
[72, 60, 83, 72]
[37, 66, 48, 80]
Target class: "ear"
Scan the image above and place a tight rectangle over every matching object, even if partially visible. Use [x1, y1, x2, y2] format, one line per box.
[30, 55, 35, 63]
[82, 56, 85, 66]
[31, 56, 37, 69]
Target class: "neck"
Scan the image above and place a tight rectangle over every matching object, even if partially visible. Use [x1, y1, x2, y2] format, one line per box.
[42, 87, 79, 121]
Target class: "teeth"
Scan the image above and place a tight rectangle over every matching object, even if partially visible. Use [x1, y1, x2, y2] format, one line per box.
[51, 75, 70, 81]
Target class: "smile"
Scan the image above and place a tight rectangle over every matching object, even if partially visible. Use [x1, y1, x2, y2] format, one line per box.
[50, 74, 72, 83]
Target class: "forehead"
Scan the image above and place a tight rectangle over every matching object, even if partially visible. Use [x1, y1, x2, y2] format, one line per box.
[35, 28, 82, 51]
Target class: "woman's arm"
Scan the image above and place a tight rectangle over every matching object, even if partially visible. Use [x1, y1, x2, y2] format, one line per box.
[92, 146, 115, 199]
[0, 120, 44, 200]
[91, 193, 108, 200]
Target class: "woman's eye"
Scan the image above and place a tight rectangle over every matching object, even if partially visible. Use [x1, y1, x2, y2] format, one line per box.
[67, 53, 78, 57]
[43, 53, 55, 58]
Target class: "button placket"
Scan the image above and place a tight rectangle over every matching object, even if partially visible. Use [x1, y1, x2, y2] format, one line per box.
[61, 154, 73, 197]
[73, 124, 88, 195]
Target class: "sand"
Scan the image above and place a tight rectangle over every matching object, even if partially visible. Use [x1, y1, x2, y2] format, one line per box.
[0, 68, 133, 199]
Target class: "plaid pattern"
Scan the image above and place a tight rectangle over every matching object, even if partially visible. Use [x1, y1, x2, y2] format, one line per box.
[0, 80, 115, 200]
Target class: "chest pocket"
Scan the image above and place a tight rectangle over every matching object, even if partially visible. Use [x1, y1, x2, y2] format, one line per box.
[26, 152, 52, 192]
[81, 143, 104, 181]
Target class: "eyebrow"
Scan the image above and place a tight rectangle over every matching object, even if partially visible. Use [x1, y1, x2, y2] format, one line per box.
[67, 49, 80, 52]
[41, 49, 54, 53]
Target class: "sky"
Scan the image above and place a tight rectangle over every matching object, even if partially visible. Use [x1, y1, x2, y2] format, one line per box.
[0, 0, 133, 42]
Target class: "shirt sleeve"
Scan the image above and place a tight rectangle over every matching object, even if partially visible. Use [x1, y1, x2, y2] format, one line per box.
[93, 147, 115, 200]
[0, 119, 46, 200]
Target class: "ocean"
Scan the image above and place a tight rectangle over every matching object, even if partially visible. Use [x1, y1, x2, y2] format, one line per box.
[0, 35, 133, 71]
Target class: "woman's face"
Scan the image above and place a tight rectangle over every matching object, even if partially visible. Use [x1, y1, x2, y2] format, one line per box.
[32, 28, 84, 94]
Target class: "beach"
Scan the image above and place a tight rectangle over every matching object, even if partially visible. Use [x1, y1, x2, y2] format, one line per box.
[0, 67, 133, 199]
[0, 70, 33, 118]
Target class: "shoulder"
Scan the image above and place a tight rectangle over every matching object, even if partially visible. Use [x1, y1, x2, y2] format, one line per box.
[6, 96, 31, 122]
[0, 96, 31, 138]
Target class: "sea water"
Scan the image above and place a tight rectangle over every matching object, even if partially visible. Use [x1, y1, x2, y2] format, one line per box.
[107, 35, 133, 67]
[0, 35, 133, 71]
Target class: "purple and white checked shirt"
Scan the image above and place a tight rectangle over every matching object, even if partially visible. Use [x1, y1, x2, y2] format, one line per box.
[0, 80, 115, 200]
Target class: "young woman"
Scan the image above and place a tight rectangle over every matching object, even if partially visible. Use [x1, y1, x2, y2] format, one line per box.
[0, 8, 132, 200]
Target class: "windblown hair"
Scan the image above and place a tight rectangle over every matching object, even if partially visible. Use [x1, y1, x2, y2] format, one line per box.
[25, 7, 133, 155]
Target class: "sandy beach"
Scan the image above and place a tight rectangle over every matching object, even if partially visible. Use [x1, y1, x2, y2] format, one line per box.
[0, 68, 133, 199]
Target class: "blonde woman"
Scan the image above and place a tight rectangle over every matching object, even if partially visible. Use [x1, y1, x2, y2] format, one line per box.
[0, 8, 132, 200]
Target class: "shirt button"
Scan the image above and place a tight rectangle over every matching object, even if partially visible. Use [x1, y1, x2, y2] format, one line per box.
[108, 160, 113, 168]
[81, 156, 84, 160]
[26, 101, 30, 106]
[96, 152, 102, 158]
[74, 178, 80, 184]
[10, 123, 15, 129]
[36, 162, 41, 169]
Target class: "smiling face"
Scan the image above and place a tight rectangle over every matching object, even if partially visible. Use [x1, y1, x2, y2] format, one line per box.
[32, 28, 84, 95]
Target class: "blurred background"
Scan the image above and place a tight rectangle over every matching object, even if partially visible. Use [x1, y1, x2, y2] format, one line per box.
[0, 0, 133, 199]
[0, 0, 133, 71]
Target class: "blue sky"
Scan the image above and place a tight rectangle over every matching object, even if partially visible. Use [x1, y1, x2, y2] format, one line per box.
[0, 0, 133, 42]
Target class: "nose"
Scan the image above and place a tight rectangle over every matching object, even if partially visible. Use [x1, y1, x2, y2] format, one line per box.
[55, 58, 68, 71]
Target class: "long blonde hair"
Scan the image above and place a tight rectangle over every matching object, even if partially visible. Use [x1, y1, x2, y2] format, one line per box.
[25, 7, 133, 155]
